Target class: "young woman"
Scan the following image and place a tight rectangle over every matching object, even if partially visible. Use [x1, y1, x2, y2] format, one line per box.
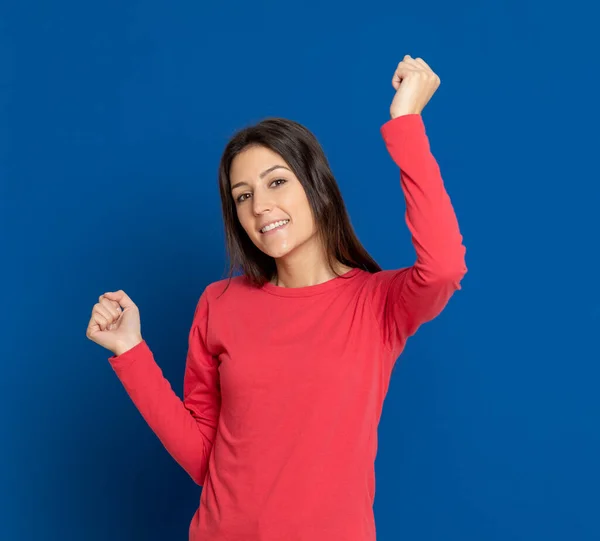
[86, 55, 467, 541]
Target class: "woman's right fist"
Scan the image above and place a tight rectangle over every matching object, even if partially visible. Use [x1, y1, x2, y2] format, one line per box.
[86, 290, 143, 356]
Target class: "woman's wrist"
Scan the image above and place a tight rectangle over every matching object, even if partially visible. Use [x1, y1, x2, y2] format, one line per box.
[114, 336, 144, 357]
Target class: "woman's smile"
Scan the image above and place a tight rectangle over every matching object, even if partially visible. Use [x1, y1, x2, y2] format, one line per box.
[259, 219, 290, 235]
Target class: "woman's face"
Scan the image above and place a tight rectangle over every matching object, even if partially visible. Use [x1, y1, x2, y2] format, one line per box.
[229, 145, 317, 260]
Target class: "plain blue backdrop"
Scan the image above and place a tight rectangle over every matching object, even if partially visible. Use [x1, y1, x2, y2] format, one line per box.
[1, 1, 598, 540]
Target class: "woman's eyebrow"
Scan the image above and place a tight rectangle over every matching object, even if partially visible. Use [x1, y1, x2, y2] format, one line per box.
[231, 165, 291, 191]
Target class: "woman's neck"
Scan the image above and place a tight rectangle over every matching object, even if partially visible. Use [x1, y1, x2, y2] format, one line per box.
[271, 243, 352, 288]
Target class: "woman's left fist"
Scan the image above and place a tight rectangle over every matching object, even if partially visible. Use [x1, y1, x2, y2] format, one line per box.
[389, 55, 440, 119]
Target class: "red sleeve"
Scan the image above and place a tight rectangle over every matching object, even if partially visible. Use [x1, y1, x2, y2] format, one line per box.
[107, 290, 221, 485]
[367, 114, 467, 354]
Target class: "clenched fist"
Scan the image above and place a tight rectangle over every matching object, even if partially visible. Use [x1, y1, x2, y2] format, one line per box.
[389, 55, 440, 119]
[86, 290, 143, 356]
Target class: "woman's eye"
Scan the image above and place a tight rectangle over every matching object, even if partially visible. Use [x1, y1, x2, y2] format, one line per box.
[236, 179, 285, 203]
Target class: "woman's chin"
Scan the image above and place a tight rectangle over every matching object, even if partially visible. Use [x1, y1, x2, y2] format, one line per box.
[264, 247, 293, 260]
[257, 238, 293, 260]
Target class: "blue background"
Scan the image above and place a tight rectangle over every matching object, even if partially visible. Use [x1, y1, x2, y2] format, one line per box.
[2, 1, 598, 540]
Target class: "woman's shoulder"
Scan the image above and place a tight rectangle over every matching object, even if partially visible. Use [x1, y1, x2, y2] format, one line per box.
[201, 274, 257, 303]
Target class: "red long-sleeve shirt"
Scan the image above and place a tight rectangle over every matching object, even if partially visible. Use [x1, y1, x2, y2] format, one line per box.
[108, 114, 467, 541]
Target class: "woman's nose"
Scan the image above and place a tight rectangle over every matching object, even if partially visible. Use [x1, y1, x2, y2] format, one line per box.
[252, 190, 274, 215]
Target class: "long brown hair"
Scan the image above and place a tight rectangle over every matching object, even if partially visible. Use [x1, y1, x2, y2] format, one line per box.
[217, 117, 381, 290]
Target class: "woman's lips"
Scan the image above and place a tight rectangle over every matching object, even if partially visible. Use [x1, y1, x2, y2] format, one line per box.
[262, 222, 288, 235]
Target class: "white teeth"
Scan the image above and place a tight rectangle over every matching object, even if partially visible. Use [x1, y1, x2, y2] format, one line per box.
[261, 219, 289, 233]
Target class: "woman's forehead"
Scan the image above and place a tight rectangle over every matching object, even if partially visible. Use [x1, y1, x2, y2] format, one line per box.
[230, 147, 289, 183]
